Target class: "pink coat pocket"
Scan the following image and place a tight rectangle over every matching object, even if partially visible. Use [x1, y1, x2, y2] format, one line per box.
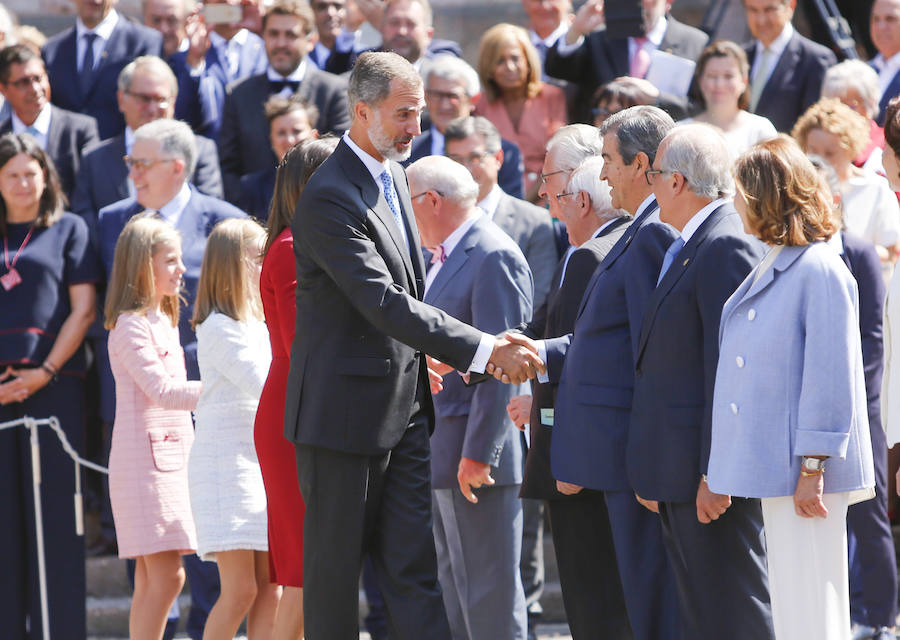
[148, 429, 187, 472]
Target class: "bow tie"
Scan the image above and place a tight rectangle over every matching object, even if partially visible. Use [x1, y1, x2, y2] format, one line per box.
[269, 79, 300, 93]
[430, 244, 447, 265]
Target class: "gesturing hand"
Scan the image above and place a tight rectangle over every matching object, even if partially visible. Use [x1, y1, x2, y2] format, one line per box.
[427, 366, 443, 394]
[486, 333, 544, 384]
[794, 473, 828, 518]
[458, 457, 494, 503]
[506, 395, 533, 430]
[426, 355, 454, 376]
[569, 0, 605, 41]
[184, 10, 211, 68]
[696, 476, 731, 523]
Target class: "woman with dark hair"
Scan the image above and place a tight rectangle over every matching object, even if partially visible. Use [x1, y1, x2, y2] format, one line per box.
[0, 133, 98, 638]
[680, 40, 776, 157]
[253, 135, 338, 640]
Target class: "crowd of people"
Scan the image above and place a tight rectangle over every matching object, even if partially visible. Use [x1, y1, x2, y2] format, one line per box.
[3, 0, 900, 638]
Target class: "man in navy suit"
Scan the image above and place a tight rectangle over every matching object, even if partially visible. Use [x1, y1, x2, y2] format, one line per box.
[404, 55, 525, 199]
[0, 45, 99, 201]
[545, 0, 708, 123]
[627, 124, 772, 638]
[98, 119, 245, 640]
[871, 0, 900, 125]
[218, 0, 350, 202]
[71, 56, 223, 240]
[743, 0, 836, 132]
[42, 0, 163, 139]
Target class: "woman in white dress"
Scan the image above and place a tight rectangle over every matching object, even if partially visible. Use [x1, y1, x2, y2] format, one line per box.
[680, 40, 777, 157]
[189, 218, 277, 639]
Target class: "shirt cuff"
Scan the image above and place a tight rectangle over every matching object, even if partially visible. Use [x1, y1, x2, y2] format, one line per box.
[466, 333, 495, 374]
[555, 34, 584, 57]
[536, 340, 549, 383]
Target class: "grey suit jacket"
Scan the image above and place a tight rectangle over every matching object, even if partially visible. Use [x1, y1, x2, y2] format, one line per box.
[425, 216, 533, 489]
[492, 193, 556, 312]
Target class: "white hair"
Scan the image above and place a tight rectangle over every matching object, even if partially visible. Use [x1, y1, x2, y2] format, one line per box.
[407, 155, 479, 206]
[659, 124, 734, 200]
[822, 59, 880, 120]
[134, 118, 197, 178]
[567, 157, 617, 218]
[546, 124, 604, 172]
[425, 54, 480, 98]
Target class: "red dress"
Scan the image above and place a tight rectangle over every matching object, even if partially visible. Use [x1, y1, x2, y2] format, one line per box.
[254, 228, 304, 586]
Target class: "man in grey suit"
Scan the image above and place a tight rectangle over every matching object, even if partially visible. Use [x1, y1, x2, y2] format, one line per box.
[408, 155, 532, 640]
[444, 116, 557, 312]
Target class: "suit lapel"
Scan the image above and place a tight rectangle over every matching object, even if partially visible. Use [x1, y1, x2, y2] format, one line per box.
[758, 34, 800, 106]
[391, 161, 423, 296]
[82, 21, 124, 98]
[424, 225, 477, 303]
[296, 67, 317, 103]
[0, 116, 11, 136]
[107, 135, 130, 199]
[46, 107, 63, 158]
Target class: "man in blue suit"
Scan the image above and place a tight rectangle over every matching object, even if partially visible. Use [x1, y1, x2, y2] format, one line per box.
[627, 124, 772, 638]
[42, 0, 163, 139]
[743, 0, 836, 132]
[871, 0, 900, 125]
[98, 119, 245, 640]
[408, 155, 533, 640]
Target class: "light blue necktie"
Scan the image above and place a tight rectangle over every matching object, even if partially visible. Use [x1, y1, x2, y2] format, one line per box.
[379, 169, 409, 249]
[657, 237, 685, 285]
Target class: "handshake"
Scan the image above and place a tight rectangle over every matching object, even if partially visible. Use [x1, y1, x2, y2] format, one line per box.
[428, 333, 546, 392]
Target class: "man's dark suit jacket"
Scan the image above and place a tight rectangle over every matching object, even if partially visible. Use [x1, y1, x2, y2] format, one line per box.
[71, 131, 224, 238]
[0, 106, 99, 200]
[239, 166, 276, 221]
[42, 17, 163, 139]
[219, 67, 350, 202]
[545, 18, 708, 124]
[627, 203, 763, 503]
[323, 38, 462, 75]
[745, 32, 837, 133]
[284, 138, 484, 455]
[404, 128, 525, 200]
[519, 216, 631, 500]
[877, 66, 900, 126]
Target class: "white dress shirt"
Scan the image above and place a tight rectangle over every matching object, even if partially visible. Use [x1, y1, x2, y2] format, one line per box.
[750, 22, 794, 91]
[424, 212, 482, 295]
[873, 50, 900, 97]
[476, 183, 504, 220]
[76, 9, 119, 72]
[157, 182, 193, 228]
[12, 104, 52, 149]
[679, 197, 729, 245]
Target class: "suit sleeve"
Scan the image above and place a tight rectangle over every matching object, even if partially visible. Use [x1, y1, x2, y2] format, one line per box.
[545, 36, 593, 84]
[71, 154, 98, 236]
[294, 184, 483, 371]
[320, 82, 351, 136]
[219, 86, 244, 202]
[525, 213, 558, 312]
[498, 142, 524, 200]
[802, 49, 838, 117]
[846, 240, 886, 414]
[191, 137, 225, 200]
[552, 248, 602, 334]
[696, 235, 759, 475]
[463, 249, 534, 465]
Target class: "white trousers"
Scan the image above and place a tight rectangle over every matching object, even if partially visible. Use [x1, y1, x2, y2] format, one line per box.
[761, 492, 851, 640]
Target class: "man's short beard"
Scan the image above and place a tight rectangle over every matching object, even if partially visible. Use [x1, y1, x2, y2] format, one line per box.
[370, 109, 412, 162]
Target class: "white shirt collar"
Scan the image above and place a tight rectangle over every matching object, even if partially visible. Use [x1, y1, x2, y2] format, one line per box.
[343, 132, 390, 184]
[312, 41, 332, 68]
[157, 182, 193, 227]
[266, 59, 307, 83]
[429, 126, 445, 157]
[12, 103, 51, 136]
[438, 211, 482, 257]
[634, 193, 657, 218]
[680, 197, 729, 244]
[530, 22, 568, 49]
[124, 126, 135, 155]
[210, 28, 250, 48]
[827, 230, 845, 255]
[755, 21, 793, 57]
[874, 51, 900, 93]
[642, 15, 668, 46]
[477, 183, 504, 219]
[76, 9, 119, 40]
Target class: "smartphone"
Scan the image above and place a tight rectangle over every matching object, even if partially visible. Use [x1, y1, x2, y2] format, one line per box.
[203, 4, 243, 25]
[604, 0, 645, 39]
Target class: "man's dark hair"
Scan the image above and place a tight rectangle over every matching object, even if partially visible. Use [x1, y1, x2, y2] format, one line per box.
[0, 44, 40, 84]
[600, 105, 674, 166]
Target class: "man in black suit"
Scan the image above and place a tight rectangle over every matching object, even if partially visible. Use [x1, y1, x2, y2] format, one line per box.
[743, 0, 837, 132]
[627, 124, 772, 638]
[286, 51, 544, 639]
[0, 45, 99, 201]
[545, 0, 708, 123]
[71, 55, 223, 239]
[41, 0, 163, 139]
[218, 0, 350, 202]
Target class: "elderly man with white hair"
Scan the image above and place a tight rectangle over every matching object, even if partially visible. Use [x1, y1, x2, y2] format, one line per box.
[407, 154, 534, 640]
[628, 123, 771, 638]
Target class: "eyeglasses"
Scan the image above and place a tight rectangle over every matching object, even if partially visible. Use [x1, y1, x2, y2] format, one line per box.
[5, 73, 46, 90]
[126, 91, 171, 109]
[411, 189, 443, 200]
[446, 152, 491, 166]
[554, 192, 576, 203]
[425, 89, 466, 104]
[540, 169, 568, 184]
[123, 155, 176, 171]
[644, 168, 675, 185]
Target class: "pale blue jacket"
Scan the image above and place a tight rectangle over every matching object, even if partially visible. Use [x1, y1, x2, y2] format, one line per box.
[707, 242, 874, 498]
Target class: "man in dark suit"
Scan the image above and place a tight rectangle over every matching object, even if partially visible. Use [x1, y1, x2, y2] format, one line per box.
[218, 0, 350, 202]
[444, 116, 556, 311]
[627, 124, 772, 638]
[871, 0, 900, 125]
[404, 55, 525, 199]
[743, 0, 837, 132]
[407, 155, 533, 640]
[0, 45, 99, 201]
[71, 56, 223, 240]
[545, 0, 708, 123]
[285, 51, 543, 639]
[42, 0, 163, 139]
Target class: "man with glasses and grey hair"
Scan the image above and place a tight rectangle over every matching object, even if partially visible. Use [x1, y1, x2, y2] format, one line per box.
[628, 123, 771, 638]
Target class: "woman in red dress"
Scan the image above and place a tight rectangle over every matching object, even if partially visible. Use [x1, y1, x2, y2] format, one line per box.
[254, 136, 339, 640]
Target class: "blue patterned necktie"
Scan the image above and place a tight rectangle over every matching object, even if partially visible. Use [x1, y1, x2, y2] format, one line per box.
[379, 169, 408, 249]
[657, 237, 685, 285]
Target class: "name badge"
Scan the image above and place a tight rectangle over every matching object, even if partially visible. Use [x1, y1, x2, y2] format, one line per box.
[1, 267, 22, 291]
[540, 408, 554, 427]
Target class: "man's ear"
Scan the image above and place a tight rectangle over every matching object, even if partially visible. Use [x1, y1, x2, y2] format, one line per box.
[494, 147, 504, 166]
[354, 101, 370, 124]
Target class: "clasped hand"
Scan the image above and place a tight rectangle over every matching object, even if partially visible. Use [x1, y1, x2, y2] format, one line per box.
[0, 366, 50, 405]
[486, 333, 545, 384]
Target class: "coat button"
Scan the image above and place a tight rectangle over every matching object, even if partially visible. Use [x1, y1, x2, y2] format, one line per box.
[748, 309, 756, 321]
[730, 403, 739, 414]
[736, 356, 745, 368]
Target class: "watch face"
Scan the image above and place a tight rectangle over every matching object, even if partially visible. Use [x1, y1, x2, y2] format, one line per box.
[803, 458, 823, 471]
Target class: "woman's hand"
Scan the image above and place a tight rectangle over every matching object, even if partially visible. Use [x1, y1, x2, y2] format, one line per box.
[794, 472, 828, 518]
[506, 394, 532, 430]
[0, 367, 51, 404]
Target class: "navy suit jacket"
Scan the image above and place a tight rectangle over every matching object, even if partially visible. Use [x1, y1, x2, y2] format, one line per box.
[0, 106, 99, 200]
[404, 128, 524, 200]
[42, 17, 163, 139]
[543, 202, 676, 492]
[170, 30, 268, 140]
[627, 203, 764, 503]
[239, 166, 276, 222]
[219, 68, 350, 202]
[97, 187, 246, 379]
[876, 66, 900, 126]
[324, 38, 462, 75]
[745, 32, 837, 133]
[71, 132, 224, 240]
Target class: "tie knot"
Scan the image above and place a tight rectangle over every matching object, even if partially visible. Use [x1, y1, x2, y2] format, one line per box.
[635, 36, 648, 45]
[84, 32, 98, 42]
[668, 237, 685, 255]
[430, 244, 447, 265]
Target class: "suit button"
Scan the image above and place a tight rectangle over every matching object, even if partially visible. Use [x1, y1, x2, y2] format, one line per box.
[748, 309, 756, 321]
[736, 356, 745, 368]
[730, 403, 739, 414]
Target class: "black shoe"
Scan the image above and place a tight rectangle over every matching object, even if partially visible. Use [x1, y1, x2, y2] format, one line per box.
[86, 534, 118, 557]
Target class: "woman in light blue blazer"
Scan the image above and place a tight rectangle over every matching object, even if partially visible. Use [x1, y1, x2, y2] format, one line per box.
[707, 136, 875, 640]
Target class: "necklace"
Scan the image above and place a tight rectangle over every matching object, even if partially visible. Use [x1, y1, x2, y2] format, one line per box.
[1, 224, 34, 291]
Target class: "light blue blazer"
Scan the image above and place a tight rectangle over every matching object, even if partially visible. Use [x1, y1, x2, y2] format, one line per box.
[707, 242, 875, 499]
